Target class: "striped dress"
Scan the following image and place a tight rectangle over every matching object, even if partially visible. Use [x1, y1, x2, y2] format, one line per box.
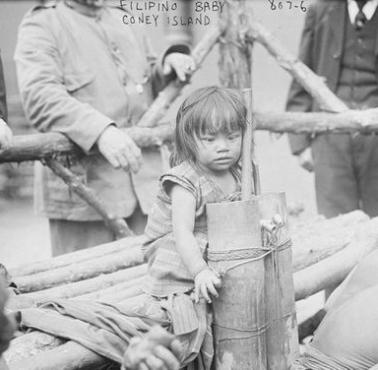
[142, 160, 241, 296]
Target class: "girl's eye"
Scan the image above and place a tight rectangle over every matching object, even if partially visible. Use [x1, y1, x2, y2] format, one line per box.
[228, 133, 241, 140]
[202, 137, 215, 142]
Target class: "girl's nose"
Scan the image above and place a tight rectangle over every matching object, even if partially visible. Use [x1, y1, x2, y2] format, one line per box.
[215, 138, 229, 151]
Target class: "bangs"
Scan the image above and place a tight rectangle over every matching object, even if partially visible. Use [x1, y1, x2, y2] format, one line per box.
[190, 88, 247, 137]
[172, 86, 248, 166]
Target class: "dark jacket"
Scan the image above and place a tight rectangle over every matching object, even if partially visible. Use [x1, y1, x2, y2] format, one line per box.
[286, 0, 378, 154]
[0, 53, 7, 123]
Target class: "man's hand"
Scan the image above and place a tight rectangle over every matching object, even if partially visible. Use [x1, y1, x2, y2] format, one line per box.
[297, 147, 314, 172]
[122, 326, 182, 370]
[163, 53, 195, 82]
[97, 126, 142, 173]
[0, 119, 12, 150]
[194, 268, 221, 304]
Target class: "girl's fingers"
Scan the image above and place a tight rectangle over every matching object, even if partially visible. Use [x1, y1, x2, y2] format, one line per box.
[194, 285, 200, 304]
[200, 284, 211, 303]
[145, 354, 167, 370]
[153, 345, 180, 370]
[207, 282, 218, 298]
[170, 339, 183, 359]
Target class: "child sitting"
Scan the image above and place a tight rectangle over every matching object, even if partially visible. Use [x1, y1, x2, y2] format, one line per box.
[141, 85, 248, 368]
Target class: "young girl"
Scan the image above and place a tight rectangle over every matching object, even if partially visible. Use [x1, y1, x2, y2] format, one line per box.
[141, 85, 248, 367]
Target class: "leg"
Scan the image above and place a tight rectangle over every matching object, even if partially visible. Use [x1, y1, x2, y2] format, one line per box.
[49, 219, 115, 256]
[312, 133, 359, 218]
[356, 135, 378, 217]
[125, 205, 147, 235]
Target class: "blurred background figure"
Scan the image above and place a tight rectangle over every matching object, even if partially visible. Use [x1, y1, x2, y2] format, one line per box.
[0, 51, 12, 151]
[14, 0, 194, 256]
[286, 0, 378, 218]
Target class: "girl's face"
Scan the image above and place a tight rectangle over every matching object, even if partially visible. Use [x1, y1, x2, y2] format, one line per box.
[195, 128, 242, 174]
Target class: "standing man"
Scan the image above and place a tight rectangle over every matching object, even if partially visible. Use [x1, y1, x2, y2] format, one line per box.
[0, 52, 12, 150]
[286, 0, 378, 218]
[15, 0, 194, 255]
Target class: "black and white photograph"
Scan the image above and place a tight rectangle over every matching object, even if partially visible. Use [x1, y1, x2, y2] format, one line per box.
[1, 0, 378, 369]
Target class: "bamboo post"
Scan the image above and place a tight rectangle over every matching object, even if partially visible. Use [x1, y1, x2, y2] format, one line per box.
[208, 200, 267, 370]
[241, 89, 254, 198]
[259, 193, 299, 369]
[44, 158, 133, 238]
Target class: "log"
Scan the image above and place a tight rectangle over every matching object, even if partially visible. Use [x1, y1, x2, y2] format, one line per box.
[44, 158, 133, 239]
[9, 264, 147, 310]
[79, 277, 144, 301]
[8, 340, 110, 370]
[294, 217, 378, 300]
[11, 211, 367, 284]
[14, 245, 144, 293]
[0, 125, 173, 164]
[291, 210, 369, 271]
[246, 17, 347, 113]
[254, 109, 378, 134]
[4, 332, 65, 365]
[10, 235, 146, 277]
[6, 109, 378, 165]
[138, 26, 222, 128]
[218, 0, 253, 89]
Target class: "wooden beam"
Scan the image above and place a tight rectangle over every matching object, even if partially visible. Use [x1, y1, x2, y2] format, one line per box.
[8, 264, 147, 310]
[294, 217, 378, 301]
[0, 124, 173, 164]
[255, 109, 378, 134]
[245, 16, 348, 113]
[45, 158, 133, 239]
[291, 210, 369, 271]
[10, 235, 146, 277]
[14, 245, 144, 293]
[5, 108, 378, 164]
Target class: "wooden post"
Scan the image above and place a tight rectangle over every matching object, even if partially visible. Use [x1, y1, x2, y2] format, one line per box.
[259, 193, 298, 369]
[208, 200, 267, 370]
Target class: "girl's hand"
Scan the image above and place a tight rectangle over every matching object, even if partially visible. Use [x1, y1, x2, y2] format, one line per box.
[194, 268, 221, 304]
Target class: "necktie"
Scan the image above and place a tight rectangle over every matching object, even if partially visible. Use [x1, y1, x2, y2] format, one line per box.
[355, 0, 368, 30]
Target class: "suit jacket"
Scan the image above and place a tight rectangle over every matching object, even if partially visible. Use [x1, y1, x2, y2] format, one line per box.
[286, 0, 378, 155]
[0, 52, 7, 122]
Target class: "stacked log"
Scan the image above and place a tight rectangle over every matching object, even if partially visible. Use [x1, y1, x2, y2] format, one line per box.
[4, 211, 378, 370]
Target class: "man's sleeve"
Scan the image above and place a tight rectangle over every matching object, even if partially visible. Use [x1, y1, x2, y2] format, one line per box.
[286, 4, 317, 155]
[14, 12, 113, 153]
[0, 52, 8, 123]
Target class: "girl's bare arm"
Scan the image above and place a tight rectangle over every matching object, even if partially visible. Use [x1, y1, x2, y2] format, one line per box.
[170, 184, 207, 277]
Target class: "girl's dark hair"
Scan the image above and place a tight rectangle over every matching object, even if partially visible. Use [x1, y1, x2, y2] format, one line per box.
[171, 86, 248, 167]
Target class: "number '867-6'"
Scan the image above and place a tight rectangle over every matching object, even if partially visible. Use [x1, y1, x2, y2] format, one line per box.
[268, 0, 307, 12]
